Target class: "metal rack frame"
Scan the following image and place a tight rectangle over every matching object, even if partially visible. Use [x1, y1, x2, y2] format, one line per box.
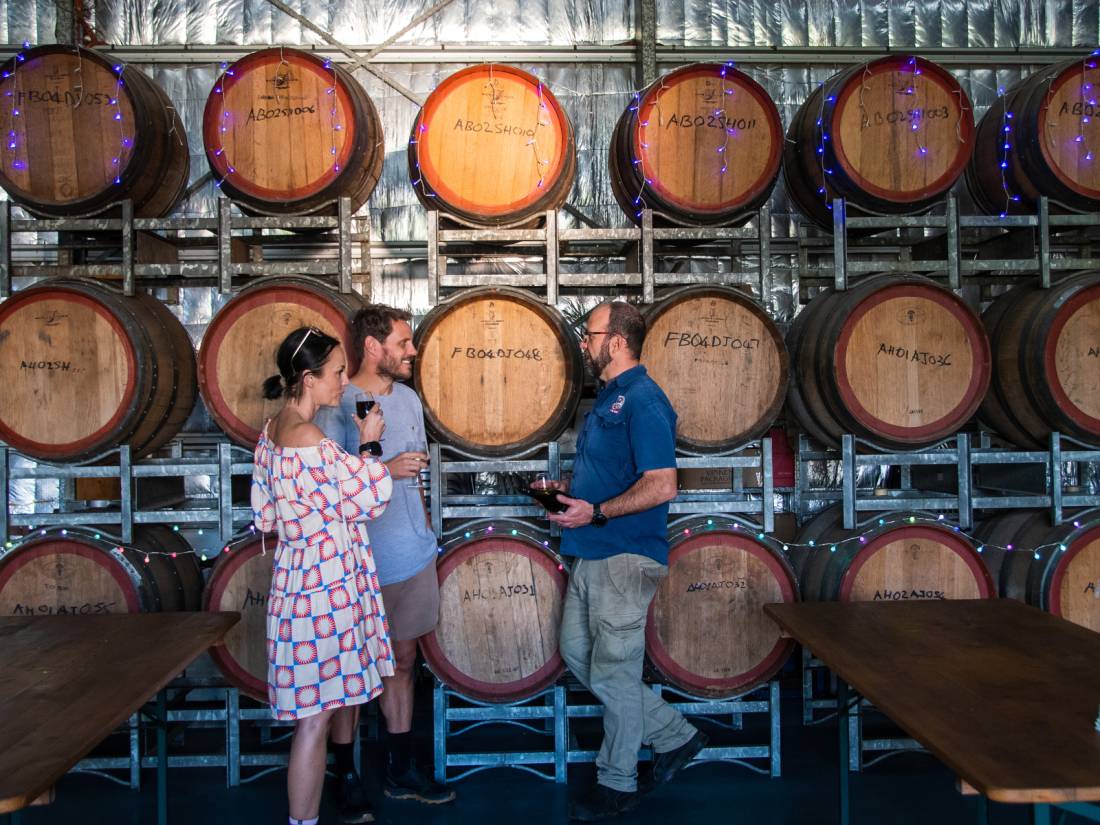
[425, 207, 771, 306]
[0, 442, 255, 545]
[826, 195, 1100, 291]
[793, 433, 1100, 531]
[430, 437, 775, 538]
[431, 678, 782, 784]
[0, 197, 370, 296]
[71, 686, 347, 788]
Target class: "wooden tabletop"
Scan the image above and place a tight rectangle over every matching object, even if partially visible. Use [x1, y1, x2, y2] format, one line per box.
[0, 612, 239, 813]
[764, 599, 1100, 804]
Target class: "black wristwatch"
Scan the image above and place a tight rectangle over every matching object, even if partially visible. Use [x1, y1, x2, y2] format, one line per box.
[591, 503, 608, 528]
[359, 441, 383, 457]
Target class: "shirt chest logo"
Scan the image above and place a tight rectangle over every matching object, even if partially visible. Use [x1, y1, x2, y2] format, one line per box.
[608, 395, 626, 414]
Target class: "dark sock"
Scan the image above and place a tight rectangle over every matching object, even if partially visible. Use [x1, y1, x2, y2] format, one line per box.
[387, 731, 413, 776]
[332, 741, 356, 776]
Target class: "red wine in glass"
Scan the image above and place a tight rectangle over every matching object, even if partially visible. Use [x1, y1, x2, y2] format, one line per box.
[528, 480, 567, 513]
[355, 398, 375, 418]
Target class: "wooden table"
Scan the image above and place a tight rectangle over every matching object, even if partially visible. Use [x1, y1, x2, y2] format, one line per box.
[764, 600, 1100, 825]
[0, 612, 239, 825]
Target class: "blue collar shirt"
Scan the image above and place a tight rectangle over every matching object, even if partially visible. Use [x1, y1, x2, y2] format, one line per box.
[561, 364, 677, 564]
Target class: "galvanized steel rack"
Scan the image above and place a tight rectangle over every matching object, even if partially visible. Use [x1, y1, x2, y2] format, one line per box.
[0, 440, 255, 545]
[430, 437, 775, 539]
[431, 679, 782, 784]
[425, 207, 772, 306]
[792, 433, 1100, 531]
[72, 686, 337, 788]
[812, 194, 1100, 293]
[427, 437, 777, 782]
[0, 197, 371, 297]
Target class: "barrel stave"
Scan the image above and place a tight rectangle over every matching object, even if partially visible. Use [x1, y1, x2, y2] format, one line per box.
[610, 64, 783, 227]
[642, 286, 788, 451]
[646, 518, 797, 697]
[413, 287, 582, 456]
[0, 46, 187, 218]
[420, 522, 567, 702]
[408, 64, 575, 227]
[197, 277, 366, 448]
[784, 55, 974, 231]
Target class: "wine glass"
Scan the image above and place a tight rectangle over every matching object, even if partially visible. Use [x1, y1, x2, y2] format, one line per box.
[353, 389, 375, 419]
[404, 434, 430, 490]
[529, 473, 566, 513]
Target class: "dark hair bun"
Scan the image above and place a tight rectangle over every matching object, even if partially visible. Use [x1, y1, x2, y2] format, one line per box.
[262, 374, 285, 400]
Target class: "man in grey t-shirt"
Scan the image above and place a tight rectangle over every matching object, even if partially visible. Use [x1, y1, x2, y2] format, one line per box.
[315, 305, 455, 818]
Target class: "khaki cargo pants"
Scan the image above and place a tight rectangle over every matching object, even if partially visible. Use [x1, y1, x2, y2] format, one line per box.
[559, 553, 697, 792]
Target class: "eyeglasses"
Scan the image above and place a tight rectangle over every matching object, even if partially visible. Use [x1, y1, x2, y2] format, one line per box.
[581, 330, 613, 344]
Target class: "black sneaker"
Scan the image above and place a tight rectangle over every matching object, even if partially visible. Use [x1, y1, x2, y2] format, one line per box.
[334, 770, 375, 824]
[651, 729, 709, 785]
[383, 762, 457, 805]
[568, 783, 641, 822]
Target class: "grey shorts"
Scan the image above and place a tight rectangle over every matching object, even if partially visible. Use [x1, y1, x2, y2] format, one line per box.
[381, 560, 440, 641]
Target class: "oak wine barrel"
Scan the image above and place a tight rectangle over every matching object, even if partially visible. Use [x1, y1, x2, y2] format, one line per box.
[203, 48, 384, 216]
[609, 63, 783, 227]
[0, 280, 197, 463]
[198, 277, 366, 447]
[408, 64, 576, 227]
[203, 535, 273, 701]
[419, 522, 567, 702]
[646, 518, 797, 697]
[783, 55, 974, 231]
[786, 273, 990, 450]
[0, 45, 188, 218]
[967, 55, 1100, 216]
[791, 506, 994, 603]
[0, 527, 202, 617]
[413, 287, 583, 456]
[979, 272, 1100, 448]
[974, 511, 1100, 633]
[642, 286, 788, 451]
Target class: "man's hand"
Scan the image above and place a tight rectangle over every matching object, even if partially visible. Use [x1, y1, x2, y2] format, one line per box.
[387, 451, 428, 480]
[547, 495, 595, 529]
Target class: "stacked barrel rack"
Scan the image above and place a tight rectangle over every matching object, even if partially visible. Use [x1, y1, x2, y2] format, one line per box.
[0, 46, 1098, 789]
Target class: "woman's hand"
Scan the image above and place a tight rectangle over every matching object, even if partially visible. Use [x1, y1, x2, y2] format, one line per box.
[356, 405, 385, 442]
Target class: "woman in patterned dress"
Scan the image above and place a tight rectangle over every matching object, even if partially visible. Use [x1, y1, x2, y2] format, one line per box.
[252, 326, 394, 825]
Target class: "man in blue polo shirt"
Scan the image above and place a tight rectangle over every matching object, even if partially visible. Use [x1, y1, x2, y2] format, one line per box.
[547, 300, 707, 822]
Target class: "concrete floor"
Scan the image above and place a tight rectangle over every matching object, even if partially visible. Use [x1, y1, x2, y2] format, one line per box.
[4, 678, 1070, 825]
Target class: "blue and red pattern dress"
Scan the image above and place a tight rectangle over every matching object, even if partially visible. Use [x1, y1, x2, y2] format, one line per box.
[252, 426, 395, 720]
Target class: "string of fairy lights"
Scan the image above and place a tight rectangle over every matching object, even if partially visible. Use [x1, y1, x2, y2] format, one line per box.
[1, 41, 28, 171]
[625, 73, 664, 219]
[627, 61, 741, 220]
[209, 47, 345, 191]
[715, 61, 737, 174]
[994, 49, 1100, 216]
[3, 38, 1095, 228]
[5, 509, 1093, 570]
[1, 42, 132, 182]
[814, 55, 968, 215]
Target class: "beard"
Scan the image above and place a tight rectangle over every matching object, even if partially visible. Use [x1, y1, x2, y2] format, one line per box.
[584, 339, 611, 381]
[378, 349, 412, 382]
